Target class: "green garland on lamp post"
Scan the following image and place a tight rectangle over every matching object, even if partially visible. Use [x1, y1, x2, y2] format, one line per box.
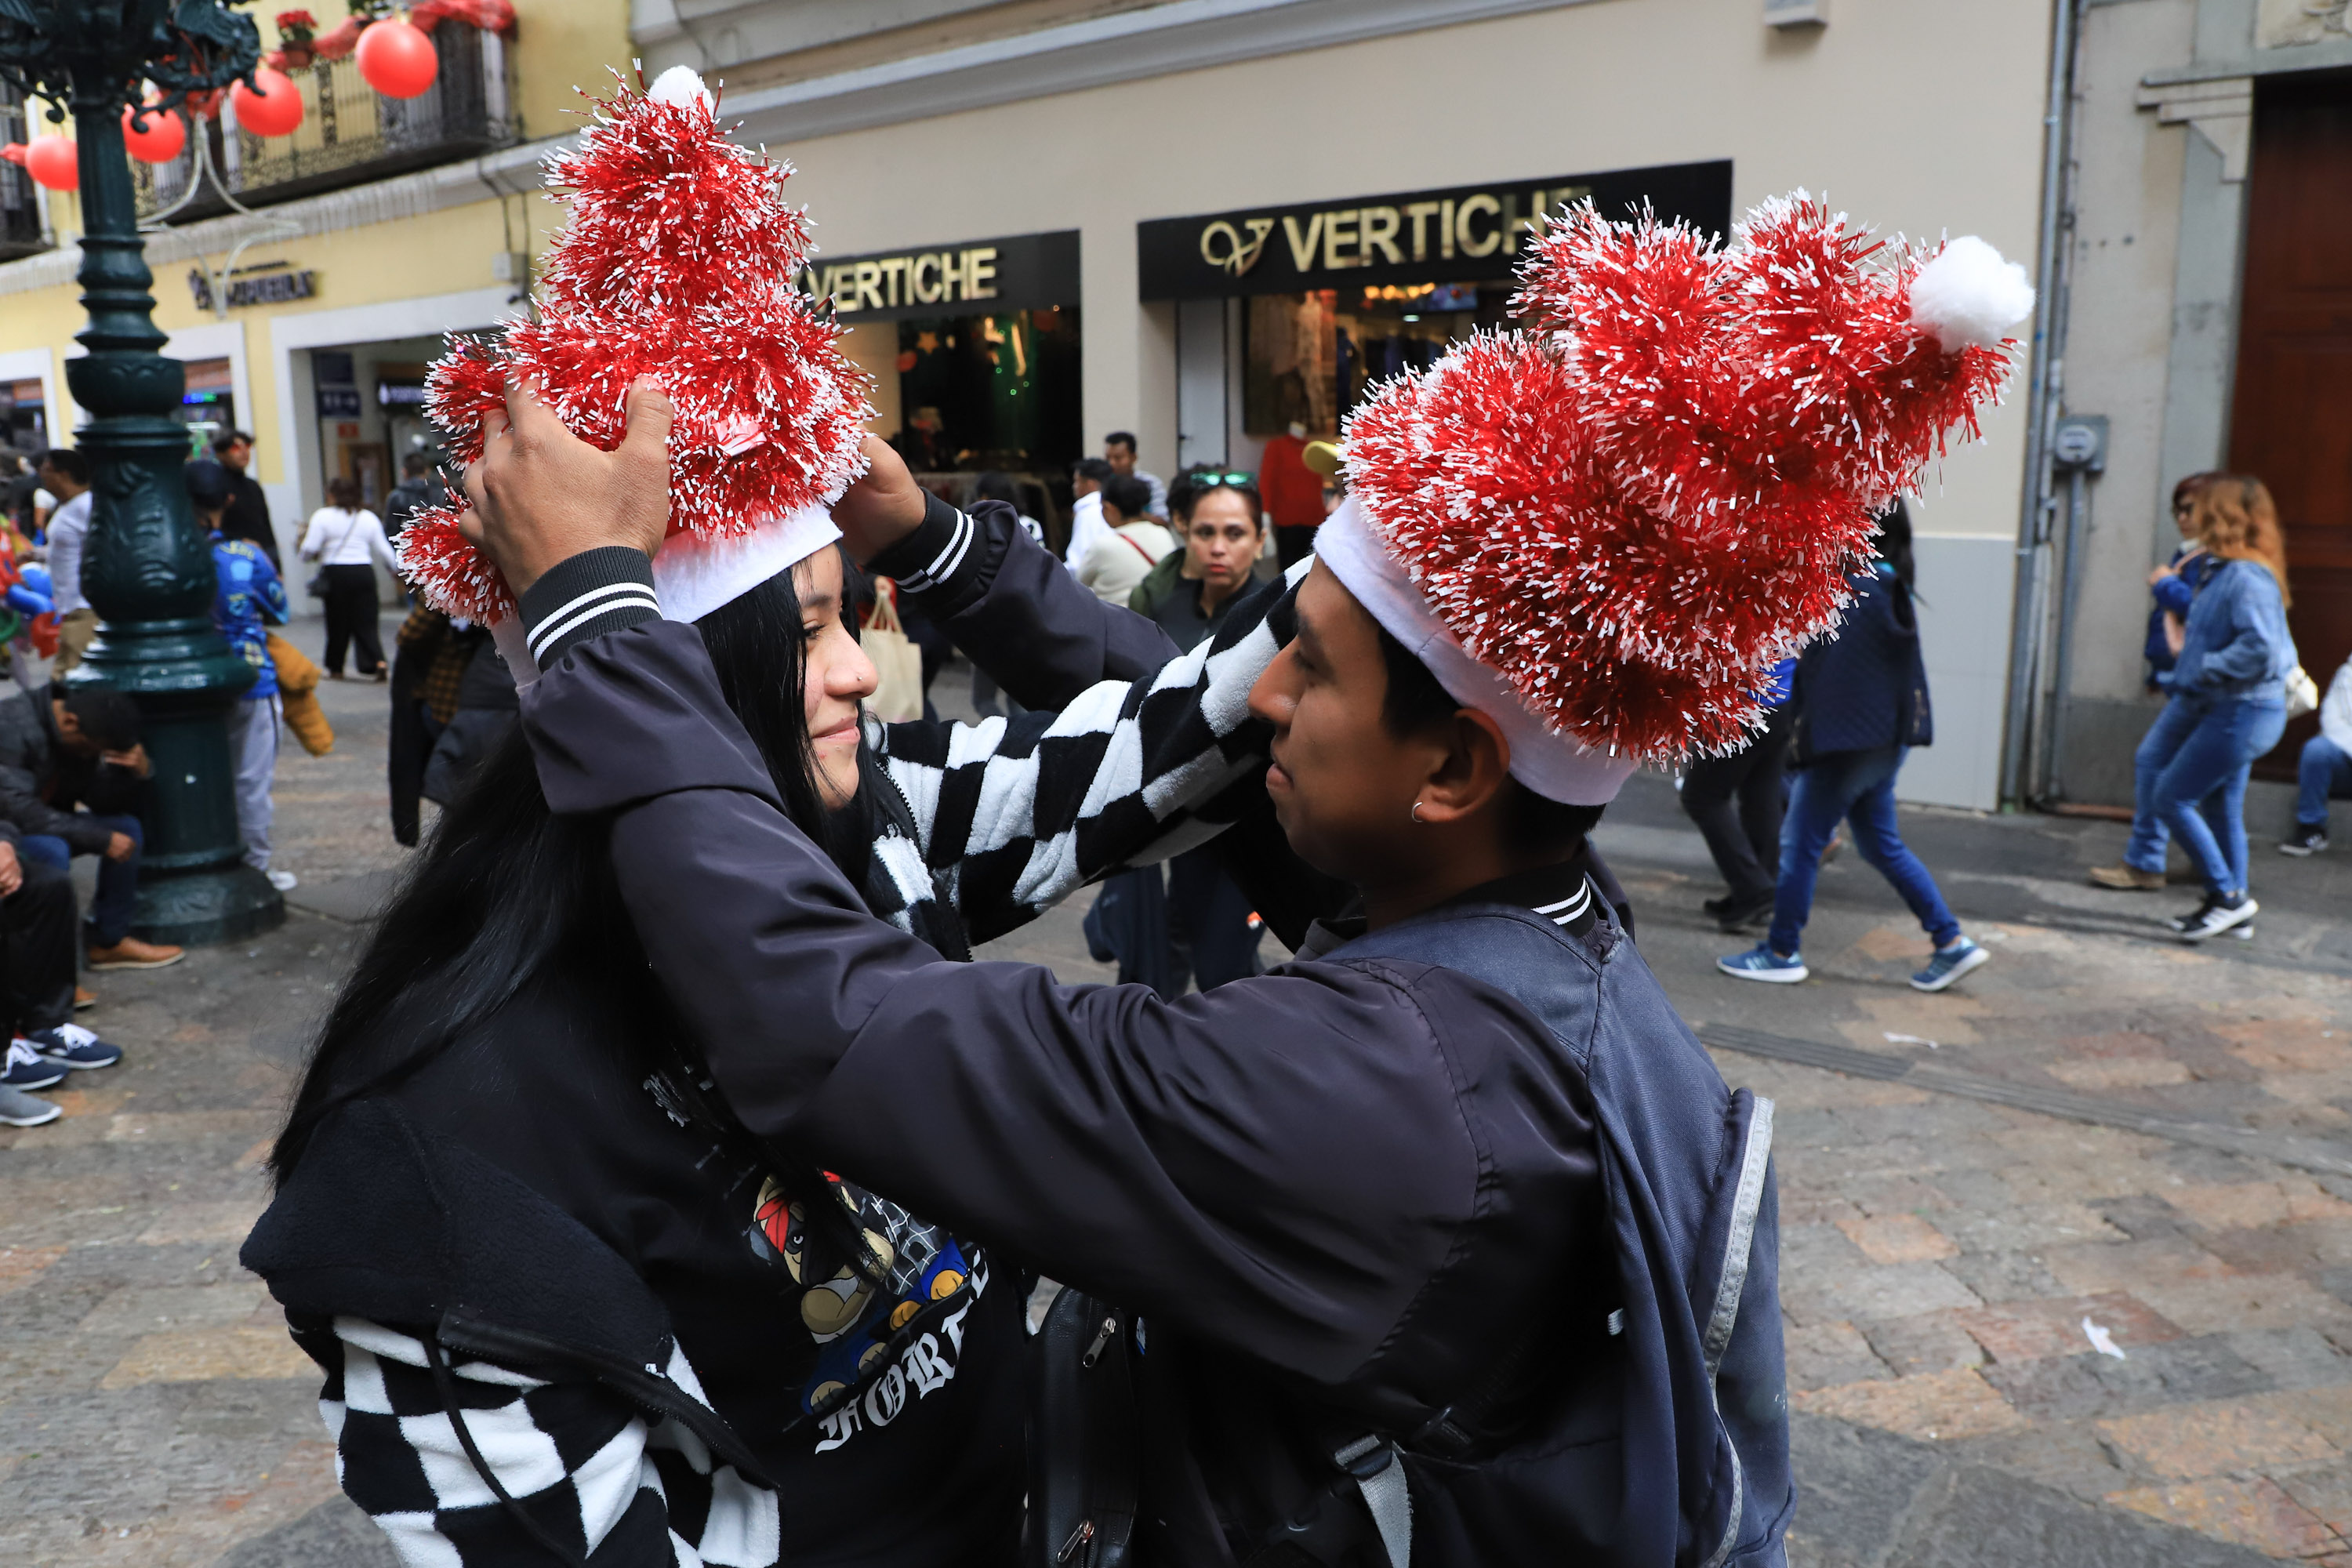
[1, 2, 283, 943]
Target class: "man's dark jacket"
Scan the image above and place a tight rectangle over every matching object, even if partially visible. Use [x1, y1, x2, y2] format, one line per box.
[514, 576, 1792, 1563]
[0, 684, 139, 851]
[220, 470, 279, 568]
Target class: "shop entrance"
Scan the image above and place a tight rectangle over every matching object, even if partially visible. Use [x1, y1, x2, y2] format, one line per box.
[2229, 69, 2352, 776]
[810, 229, 1083, 550]
[299, 333, 455, 520]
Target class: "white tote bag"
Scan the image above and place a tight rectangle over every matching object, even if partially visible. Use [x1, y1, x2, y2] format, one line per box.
[862, 577, 926, 723]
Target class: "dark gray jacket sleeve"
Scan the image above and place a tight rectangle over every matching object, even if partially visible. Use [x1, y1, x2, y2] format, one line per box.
[521, 620, 1486, 1385]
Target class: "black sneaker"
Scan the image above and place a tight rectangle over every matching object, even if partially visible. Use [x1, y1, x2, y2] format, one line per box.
[1713, 889, 1777, 933]
[2281, 826, 2328, 857]
[2176, 892, 2258, 942]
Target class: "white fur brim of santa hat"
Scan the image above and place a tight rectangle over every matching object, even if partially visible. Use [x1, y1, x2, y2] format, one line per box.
[1314, 496, 1639, 807]
[489, 504, 842, 682]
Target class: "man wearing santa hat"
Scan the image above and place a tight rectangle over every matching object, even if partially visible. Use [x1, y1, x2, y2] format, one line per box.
[462, 186, 2031, 1564]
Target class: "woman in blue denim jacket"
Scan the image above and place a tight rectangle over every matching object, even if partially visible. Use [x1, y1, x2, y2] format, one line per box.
[2138, 476, 2296, 940]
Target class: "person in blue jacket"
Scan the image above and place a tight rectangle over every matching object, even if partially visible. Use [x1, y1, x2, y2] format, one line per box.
[2090, 470, 2224, 890]
[189, 459, 296, 891]
[1719, 502, 1991, 993]
[450, 378, 1795, 1567]
[2136, 475, 2296, 941]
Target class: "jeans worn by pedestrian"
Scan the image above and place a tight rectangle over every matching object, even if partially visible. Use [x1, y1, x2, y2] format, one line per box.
[1768, 745, 1961, 958]
[2296, 734, 2352, 831]
[20, 811, 142, 948]
[2143, 693, 2287, 894]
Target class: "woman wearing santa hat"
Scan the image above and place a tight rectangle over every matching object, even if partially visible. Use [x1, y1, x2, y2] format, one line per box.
[456, 193, 2032, 1565]
[242, 74, 1310, 1566]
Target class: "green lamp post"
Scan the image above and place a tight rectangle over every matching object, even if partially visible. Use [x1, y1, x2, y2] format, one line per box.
[0, 0, 282, 943]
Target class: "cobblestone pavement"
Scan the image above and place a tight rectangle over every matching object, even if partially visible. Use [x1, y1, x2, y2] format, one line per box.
[5, 641, 2350, 1565]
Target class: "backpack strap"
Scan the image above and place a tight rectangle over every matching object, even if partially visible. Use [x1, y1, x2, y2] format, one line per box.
[1333, 1437, 1410, 1568]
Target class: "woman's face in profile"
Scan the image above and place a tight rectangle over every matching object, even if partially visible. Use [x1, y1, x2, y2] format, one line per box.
[793, 547, 877, 810]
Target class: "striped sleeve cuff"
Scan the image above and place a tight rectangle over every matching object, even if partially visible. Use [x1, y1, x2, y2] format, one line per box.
[868, 491, 980, 598]
[519, 546, 661, 666]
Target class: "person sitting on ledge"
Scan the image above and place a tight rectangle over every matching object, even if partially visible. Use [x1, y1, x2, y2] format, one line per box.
[0, 683, 183, 972]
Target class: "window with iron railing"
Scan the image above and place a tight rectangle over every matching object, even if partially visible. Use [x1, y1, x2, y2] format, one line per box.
[134, 20, 517, 225]
[0, 82, 47, 260]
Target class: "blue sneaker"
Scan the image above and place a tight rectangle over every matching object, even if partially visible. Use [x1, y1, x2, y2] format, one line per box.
[1, 1037, 67, 1091]
[1911, 938, 1991, 992]
[26, 1024, 122, 1072]
[1718, 944, 1809, 984]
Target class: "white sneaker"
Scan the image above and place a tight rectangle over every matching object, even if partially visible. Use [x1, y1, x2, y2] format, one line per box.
[2176, 894, 2257, 942]
[266, 869, 298, 891]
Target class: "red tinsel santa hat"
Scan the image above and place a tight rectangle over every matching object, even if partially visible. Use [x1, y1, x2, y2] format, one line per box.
[397, 66, 871, 671]
[1320, 194, 2035, 805]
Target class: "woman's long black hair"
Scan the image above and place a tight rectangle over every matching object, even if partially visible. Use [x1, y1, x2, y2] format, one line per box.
[269, 554, 877, 1188]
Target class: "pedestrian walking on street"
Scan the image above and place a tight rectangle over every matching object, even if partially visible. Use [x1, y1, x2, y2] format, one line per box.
[299, 475, 397, 679]
[381, 449, 446, 541]
[32, 448, 96, 675]
[1720, 502, 1992, 992]
[1103, 429, 1167, 518]
[2092, 470, 2224, 890]
[2281, 652, 2352, 856]
[1682, 656, 1796, 931]
[190, 459, 298, 891]
[211, 430, 283, 569]
[2135, 476, 2297, 941]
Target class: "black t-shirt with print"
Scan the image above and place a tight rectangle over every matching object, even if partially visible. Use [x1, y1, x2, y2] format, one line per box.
[390, 978, 1026, 1565]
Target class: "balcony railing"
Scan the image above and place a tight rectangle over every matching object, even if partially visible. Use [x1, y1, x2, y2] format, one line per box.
[135, 20, 517, 225]
[0, 84, 49, 261]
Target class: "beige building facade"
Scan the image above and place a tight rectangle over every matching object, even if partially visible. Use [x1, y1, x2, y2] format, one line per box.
[2, 0, 2083, 810]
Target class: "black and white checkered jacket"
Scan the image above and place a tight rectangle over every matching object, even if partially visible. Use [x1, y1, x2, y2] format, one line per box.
[249, 499, 1301, 1566]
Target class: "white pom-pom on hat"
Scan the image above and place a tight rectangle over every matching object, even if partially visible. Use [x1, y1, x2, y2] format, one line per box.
[1907, 235, 2036, 354]
[647, 65, 715, 114]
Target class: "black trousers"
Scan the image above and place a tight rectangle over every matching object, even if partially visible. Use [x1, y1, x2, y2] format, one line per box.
[1680, 702, 1797, 901]
[321, 564, 384, 675]
[1167, 844, 1265, 991]
[4, 855, 78, 1033]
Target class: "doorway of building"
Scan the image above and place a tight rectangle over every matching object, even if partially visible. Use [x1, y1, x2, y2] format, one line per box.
[2229, 68, 2352, 776]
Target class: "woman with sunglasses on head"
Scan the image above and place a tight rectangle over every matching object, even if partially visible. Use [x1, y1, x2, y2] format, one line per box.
[1131, 471, 1274, 988]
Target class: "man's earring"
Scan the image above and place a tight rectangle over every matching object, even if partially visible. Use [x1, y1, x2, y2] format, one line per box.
[1410, 800, 1425, 823]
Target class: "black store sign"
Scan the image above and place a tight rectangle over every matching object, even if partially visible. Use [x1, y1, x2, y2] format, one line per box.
[1138, 161, 1733, 300]
[798, 230, 1080, 323]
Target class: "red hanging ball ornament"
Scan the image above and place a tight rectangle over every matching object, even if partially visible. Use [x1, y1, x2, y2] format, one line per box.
[231, 67, 305, 137]
[24, 135, 77, 191]
[356, 19, 439, 100]
[122, 105, 187, 164]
